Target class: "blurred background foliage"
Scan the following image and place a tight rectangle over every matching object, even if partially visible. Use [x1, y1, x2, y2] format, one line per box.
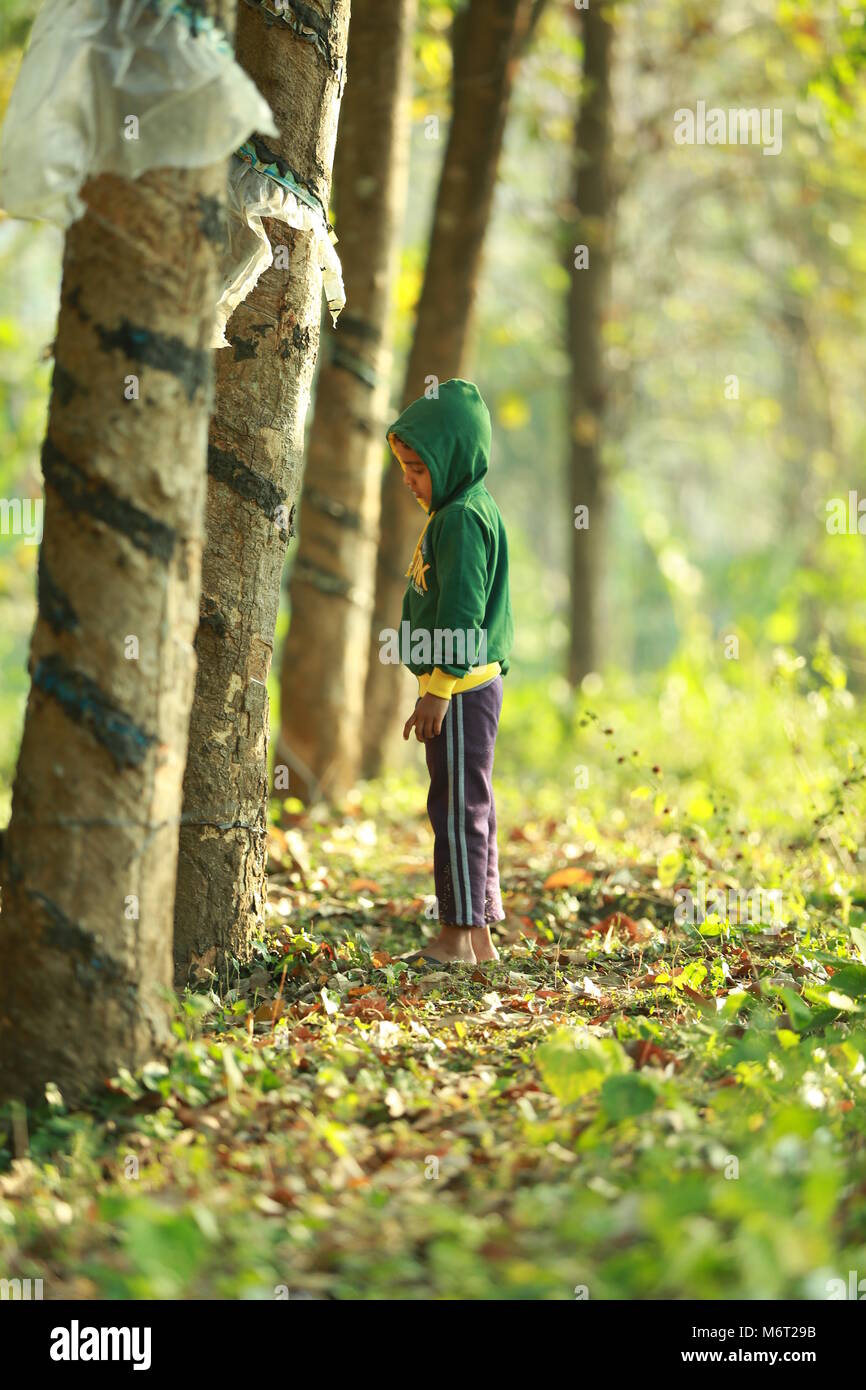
[1, 0, 865, 1305]
[2, 0, 865, 818]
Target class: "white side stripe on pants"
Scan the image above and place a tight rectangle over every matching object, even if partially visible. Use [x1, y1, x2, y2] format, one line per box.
[455, 694, 473, 923]
[445, 706, 463, 922]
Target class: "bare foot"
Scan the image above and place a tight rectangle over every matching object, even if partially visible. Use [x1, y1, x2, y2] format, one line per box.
[412, 924, 476, 965]
[472, 926, 500, 963]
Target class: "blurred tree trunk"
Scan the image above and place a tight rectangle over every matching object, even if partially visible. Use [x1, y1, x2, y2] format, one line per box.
[277, 0, 416, 805]
[361, 0, 529, 778]
[0, 2, 237, 1105]
[173, 0, 351, 985]
[567, 4, 614, 685]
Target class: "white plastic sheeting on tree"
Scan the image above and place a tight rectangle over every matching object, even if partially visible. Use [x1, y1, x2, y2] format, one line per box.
[0, 0, 276, 227]
[0, 0, 346, 345]
[215, 144, 345, 347]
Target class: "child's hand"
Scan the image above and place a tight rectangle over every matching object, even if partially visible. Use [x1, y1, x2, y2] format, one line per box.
[403, 693, 449, 742]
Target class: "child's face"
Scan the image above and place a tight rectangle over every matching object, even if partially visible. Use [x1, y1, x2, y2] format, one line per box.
[392, 436, 433, 507]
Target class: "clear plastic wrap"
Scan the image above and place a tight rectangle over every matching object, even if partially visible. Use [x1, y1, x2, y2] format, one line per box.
[0, 0, 277, 227]
[0, 1, 345, 345]
[214, 146, 345, 347]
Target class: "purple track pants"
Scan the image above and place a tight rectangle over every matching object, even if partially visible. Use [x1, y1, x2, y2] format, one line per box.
[424, 675, 504, 928]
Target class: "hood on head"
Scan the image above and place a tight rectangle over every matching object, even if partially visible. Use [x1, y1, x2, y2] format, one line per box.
[387, 378, 491, 511]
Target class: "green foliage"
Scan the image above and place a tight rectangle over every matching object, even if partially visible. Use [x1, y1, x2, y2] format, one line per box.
[2, 656, 865, 1298]
[471, 0, 866, 686]
[0, 220, 59, 808]
[0, 0, 864, 1302]
[0, 1, 36, 56]
[536, 1029, 631, 1104]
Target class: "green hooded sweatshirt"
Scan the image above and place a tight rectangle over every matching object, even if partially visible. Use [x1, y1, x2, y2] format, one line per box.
[386, 379, 513, 697]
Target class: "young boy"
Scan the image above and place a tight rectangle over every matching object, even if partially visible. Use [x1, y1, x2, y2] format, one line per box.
[387, 379, 513, 966]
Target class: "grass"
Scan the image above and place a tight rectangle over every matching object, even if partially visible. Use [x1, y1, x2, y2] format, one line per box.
[1, 659, 865, 1300]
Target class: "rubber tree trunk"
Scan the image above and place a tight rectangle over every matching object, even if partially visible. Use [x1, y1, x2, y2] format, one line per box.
[0, 3, 237, 1106]
[361, 0, 528, 778]
[276, 0, 416, 805]
[567, 5, 614, 685]
[174, 0, 351, 985]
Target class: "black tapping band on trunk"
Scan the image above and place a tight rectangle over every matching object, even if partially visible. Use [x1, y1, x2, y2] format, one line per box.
[32, 654, 157, 771]
[37, 554, 80, 635]
[95, 319, 212, 404]
[207, 443, 287, 521]
[41, 438, 177, 564]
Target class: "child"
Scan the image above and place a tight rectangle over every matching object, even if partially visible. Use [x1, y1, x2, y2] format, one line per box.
[387, 379, 513, 966]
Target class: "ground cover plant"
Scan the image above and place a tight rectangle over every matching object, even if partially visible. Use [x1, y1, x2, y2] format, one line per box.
[2, 659, 864, 1300]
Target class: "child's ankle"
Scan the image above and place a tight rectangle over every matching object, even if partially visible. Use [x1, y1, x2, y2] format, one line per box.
[432, 925, 476, 962]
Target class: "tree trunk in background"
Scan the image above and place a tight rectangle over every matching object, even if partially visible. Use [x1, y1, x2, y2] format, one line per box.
[174, 0, 351, 985]
[0, 1, 236, 1105]
[567, 6, 614, 685]
[277, 0, 416, 805]
[361, 0, 528, 778]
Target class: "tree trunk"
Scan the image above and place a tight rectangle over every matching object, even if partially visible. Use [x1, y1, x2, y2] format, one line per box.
[0, 1, 237, 1105]
[277, 0, 416, 805]
[567, 5, 614, 685]
[361, 0, 528, 777]
[174, 0, 351, 985]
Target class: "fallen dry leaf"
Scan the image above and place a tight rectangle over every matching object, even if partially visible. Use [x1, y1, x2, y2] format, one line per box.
[544, 867, 594, 890]
[384, 1087, 406, 1117]
[253, 999, 286, 1024]
[588, 911, 644, 941]
[628, 1039, 677, 1070]
[344, 994, 392, 1021]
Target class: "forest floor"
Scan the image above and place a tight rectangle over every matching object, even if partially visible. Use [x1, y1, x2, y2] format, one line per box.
[2, 684, 866, 1299]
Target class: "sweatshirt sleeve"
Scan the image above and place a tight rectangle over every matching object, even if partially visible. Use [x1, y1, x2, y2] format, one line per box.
[430, 506, 489, 679]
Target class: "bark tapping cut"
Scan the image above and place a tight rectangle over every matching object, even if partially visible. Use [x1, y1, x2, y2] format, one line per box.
[361, 0, 531, 778]
[277, 0, 416, 805]
[568, 4, 614, 686]
[174, 0, 351, 987]
[0, 1, 239, 1106]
